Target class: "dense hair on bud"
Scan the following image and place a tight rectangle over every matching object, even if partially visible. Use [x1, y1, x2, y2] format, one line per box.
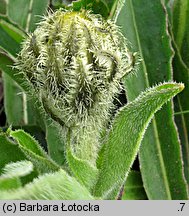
[17, 9, 135, 163]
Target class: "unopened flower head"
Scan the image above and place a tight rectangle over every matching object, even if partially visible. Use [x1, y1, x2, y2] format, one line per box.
[17, 9, 135, 162]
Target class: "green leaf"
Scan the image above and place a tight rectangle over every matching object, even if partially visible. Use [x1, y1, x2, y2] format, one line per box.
[45, 120, 66, 166]
[172, 47, 189, 188]
[1, 160, 33, 178]
[7, 0, 49, 32]
[93, 82, 184, 199]
[0, 131, 38, 186]
[10, 129, 60, 174]
[70, 0, 125, 20]
[0, 20, 37, 126]
[0, 2, 49, 127]
[172, 0, 189, 68]
[46, 118, 99, 190]
[0, 19, 24, 44]
[46, 118, 99, 189]
[0, 51, 25, 88]
[117, 0, 188, 199]
[0, 160, 33, 190]
[1, 125, 47, 151]
[122, 171, 147, 200]
[0, 9, 45, 127]
[0, 0, 49, 128]
[2, 76, 43, 131]
[0, 169, 95, 200]
[0, 131, 26, 173]
[0, 19, 24, 56]
[0, 19, 30, 126]
[0, 51, 38, 125]
[168, 0, 189, 188]
[18, 125, 47, 149]
[3, 73, 28, 125]
[0, 178, 21, 190]
[67, 148, 99, 190]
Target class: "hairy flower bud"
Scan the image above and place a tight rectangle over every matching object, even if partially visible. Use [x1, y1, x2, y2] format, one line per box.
[17, 9, 135, 163]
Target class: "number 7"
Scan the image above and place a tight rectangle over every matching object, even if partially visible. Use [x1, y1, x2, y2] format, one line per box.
[180, 203, 185, 211]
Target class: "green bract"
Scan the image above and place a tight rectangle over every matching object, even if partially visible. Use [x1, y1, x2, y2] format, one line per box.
[17, 9, 135, 163]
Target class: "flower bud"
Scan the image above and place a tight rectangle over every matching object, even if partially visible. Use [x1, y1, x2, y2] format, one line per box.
[17, 9, 135, 163]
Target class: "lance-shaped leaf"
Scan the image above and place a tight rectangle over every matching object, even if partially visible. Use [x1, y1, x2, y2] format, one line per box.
[117, 0, 188, 199]
[0, 20, 37, 125]
[172, 48, 189, 188]
[0, 169, 95, 200]
[168, 0, 189, 188]
[10, 130, 60, 174]
[0, 21, 24, 125]
[0, 53, 40, 125]
[1, 0, 49, 126]
[93, 82, 184, 199]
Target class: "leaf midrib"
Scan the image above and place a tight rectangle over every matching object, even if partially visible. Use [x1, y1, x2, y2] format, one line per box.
[24, 0, 34, 124]
[109, 0, 125, 21]
[25, 0, 33, 32]
[128, 0, 172, 199]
